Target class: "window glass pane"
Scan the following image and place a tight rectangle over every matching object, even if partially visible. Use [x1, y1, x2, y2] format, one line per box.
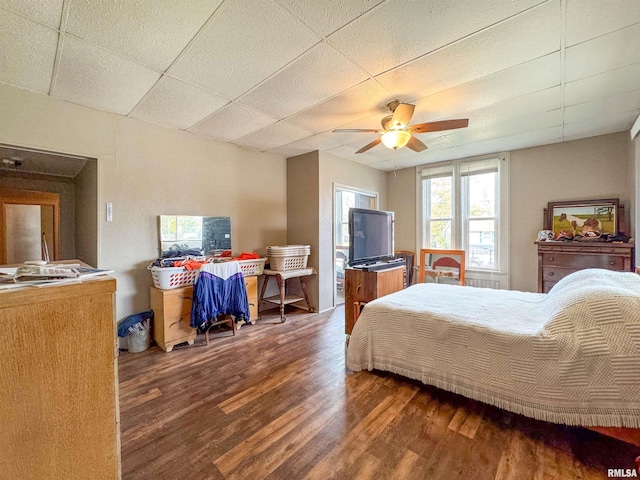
[468, 171, 496, 217]
[430, 176, 452, 218]
[468, 219, 495, 268]
[430, 220, 451, 249]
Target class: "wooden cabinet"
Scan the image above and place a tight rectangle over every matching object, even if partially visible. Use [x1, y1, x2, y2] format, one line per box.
[245, 275, 258, 323]
[151, 276, 259, 351]
[151, 285, 197, 352]
[536, 241, 634, 293]
[0, 275, 120, 479]
[344, 266, 404, 335]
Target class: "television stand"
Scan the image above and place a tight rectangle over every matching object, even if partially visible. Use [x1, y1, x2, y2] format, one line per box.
[344, 265, 404, 335]
[357, 258, 406, 272]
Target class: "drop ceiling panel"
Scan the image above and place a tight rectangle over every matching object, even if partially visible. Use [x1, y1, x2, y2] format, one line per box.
[53, 35, 161, 115]
[275, 0, 384, 37]
[565, 23, 640, 82]
[565, 62, 640, 106]
[0, 10, 58, 94]
[327, 0, 548, 76]
[238, 42, 368, 118]
[232, 121, 313, 151]
[563, 110, 638, 140]
[129, 76, 229, 130]
[412, 53, 561, 120]
[564, 90, 640, 124]
[448, 87, 562, 130]
[445, 110, 562, 146]
[188, 102, 277, 142]
[286, 79, 392, 133]
[168, 0, 320, 99]
[565, 0, 640, 47]
[266, 133, 342, 157]
[458, 126, 562, 157]
[65, 0, 223, 71]
[1, 0, 63, 29]
[376, 1, 561, 101]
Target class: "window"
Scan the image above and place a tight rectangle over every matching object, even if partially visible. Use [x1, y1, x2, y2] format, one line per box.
[420, 155, 509, 276]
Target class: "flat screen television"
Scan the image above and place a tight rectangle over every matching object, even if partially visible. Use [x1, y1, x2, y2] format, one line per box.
[348, 208, 394, 266]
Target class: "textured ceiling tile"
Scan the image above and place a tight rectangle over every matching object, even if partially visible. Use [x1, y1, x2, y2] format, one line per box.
[232, 122, 313, 151]
[189, 102, 277, 142]
[237, 42, 368, 118]
[444, 87, 562, 130]
[266, 132, 342, 157]
[445, 110, 562, 146]
[565, 0, 640, 47]
[327, 0, 547, 76]
[377, 0, 560, 101]
[565, 23, 640, 82]
[563, 111, 636, 139]
[275, 0, 383, 37]
[65, 0, 223, 71]
[286, 79, 393, 133]
[1, 0, 63, 28]
[129, 76, 228, 130]
[0, 10, 57, 94]
[457, 126, 562, 156]
[412, 53, 561, 118]
[564, 90, 640, 124]
[565, 62, 640, 106]
[53, 35, 161, 115]
[168, 0, 320, 99]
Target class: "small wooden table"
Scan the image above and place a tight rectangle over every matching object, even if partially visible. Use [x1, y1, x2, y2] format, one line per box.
[259, 268, 316, 322]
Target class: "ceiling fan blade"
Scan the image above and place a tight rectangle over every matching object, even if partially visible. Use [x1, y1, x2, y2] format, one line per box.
[390, 103, 415, 128]
[406, 136, 427, 152]
[355, 137, 381, 154]
[409, 119, 469, 134]
[333, 128, 380, 133]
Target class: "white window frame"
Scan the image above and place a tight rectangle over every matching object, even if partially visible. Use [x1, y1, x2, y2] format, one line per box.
[416, 153, 510, 289]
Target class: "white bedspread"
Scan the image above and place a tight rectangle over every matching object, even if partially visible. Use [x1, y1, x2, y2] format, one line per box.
[346, 268, 640, 427]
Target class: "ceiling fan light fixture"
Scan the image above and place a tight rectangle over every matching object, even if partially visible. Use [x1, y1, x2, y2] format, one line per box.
[381, 130, 411, 150]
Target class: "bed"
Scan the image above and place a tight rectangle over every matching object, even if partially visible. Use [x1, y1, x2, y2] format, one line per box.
[346, 268, 640, 429]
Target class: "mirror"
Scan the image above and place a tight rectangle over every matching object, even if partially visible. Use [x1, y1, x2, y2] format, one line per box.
[159, 215, 231, 256]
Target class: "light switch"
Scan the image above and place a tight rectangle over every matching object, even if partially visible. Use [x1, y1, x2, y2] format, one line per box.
[106, 202, 113, 222]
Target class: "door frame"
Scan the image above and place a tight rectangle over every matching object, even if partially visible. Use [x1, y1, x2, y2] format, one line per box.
[0, 188, 60, 264]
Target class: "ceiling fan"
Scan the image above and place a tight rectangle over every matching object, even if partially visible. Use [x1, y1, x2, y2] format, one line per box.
[333, 101, 469, 154]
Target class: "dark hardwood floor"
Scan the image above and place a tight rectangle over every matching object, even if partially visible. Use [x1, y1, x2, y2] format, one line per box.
[119, 305, 640, 479]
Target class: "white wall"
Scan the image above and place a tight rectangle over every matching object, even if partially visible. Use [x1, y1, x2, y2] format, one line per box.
[0, 83, 288, 320]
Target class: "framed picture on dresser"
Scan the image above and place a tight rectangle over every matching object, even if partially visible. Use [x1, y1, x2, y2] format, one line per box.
[545, 198, 619, 238]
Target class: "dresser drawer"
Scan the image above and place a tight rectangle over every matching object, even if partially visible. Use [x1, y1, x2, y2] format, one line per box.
[542, 267, 574, 283]
[161, 287, 193, 318]
[542, 253, 626, 270]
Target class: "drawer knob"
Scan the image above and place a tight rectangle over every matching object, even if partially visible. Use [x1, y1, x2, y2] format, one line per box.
[549, 257, 554, 262]
[549, 272, 554, 276]
[609, 261, 615, 265]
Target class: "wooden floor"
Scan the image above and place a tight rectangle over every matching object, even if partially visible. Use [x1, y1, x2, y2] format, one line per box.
[119, 306, 640, 479]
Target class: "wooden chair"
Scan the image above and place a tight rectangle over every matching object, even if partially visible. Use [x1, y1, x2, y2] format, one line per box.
[204, 314, 236, 344]
[394, 250, 416, 287]
[419, 249, 465, 285]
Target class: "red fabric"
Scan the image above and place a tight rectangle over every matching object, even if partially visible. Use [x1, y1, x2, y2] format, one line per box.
[232, 252, 260, 260]
[175, 259, 208, 270]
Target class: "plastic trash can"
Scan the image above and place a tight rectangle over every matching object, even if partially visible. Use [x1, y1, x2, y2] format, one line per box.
[127, 326, 151, 353]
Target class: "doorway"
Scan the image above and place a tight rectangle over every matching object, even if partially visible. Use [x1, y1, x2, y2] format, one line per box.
[334, 186, 377, 305]
[0, 188, 60, 264]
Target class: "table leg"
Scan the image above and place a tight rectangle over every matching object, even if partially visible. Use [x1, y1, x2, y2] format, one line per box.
[277, 274, 286, 322]
[299, 276, 313, 312]
[258, 275, 270, 319]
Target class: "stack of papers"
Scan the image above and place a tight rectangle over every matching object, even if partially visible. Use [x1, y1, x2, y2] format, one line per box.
[0, 264, 114, 289]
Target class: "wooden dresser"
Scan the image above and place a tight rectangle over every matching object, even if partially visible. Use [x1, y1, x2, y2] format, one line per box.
[344, 266, 404, 335]
[151, 275, 258, 351]
[536, 241, 634, 293]
[0, 275, 120, 479]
